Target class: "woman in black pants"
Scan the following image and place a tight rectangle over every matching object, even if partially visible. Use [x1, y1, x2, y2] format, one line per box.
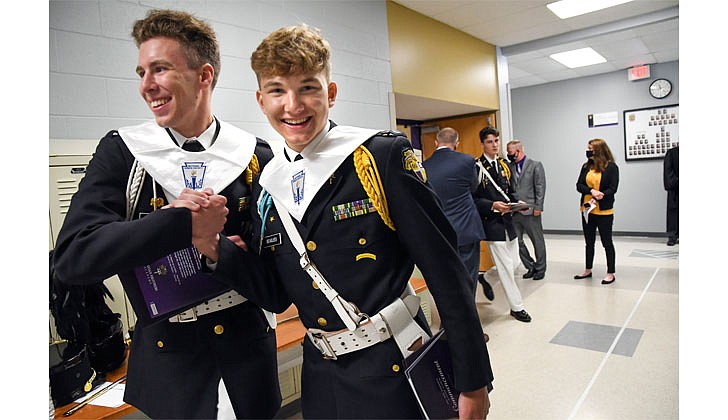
[574, 139, 619, 284]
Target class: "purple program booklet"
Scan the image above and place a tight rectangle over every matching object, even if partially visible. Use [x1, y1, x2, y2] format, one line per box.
[132, 246, 229, 323]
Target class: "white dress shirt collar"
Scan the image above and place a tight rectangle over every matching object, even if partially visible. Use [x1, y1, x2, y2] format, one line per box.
[167, 116, 217, 149]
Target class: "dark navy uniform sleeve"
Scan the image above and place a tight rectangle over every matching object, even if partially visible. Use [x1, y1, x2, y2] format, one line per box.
[212, 140, 293, 314]
[53, 131, 192, 285]
[372, 135, 494, 392]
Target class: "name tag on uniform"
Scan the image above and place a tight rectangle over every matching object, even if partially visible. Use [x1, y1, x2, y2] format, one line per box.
[262, 233, 282, 248]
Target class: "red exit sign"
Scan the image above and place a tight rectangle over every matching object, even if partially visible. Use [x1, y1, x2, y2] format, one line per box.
[628, 65, 651, 81]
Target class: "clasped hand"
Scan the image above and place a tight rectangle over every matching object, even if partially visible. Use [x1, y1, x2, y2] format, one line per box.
[590, 188, 604, 200]
[166, 188, 241, 262]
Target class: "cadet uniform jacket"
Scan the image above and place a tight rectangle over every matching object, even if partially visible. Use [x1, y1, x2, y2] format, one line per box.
[474, 155, 520, 241]
[215, 122, 493, 419]
[52, 124, 281, 419]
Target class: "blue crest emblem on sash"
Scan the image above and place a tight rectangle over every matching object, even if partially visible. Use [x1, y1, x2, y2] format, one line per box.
[182, 162, 207, 190]
[291, 169, 305, 205]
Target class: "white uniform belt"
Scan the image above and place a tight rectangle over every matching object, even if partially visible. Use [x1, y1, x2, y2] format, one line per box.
[169, 290, 247, 323]
[306, 294, 428, 360]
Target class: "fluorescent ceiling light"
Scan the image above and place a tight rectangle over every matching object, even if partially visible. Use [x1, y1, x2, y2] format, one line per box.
[550, 48, 606, 68]
[547, 0, 634, 19]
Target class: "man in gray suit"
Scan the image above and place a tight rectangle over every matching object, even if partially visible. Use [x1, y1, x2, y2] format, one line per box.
[506, 140, 547, 280]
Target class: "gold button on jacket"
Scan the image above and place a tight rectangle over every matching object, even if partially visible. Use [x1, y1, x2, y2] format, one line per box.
[214, 325, 225, 335]
[306, 241, 317, 251]
[317, 317, 328, 327]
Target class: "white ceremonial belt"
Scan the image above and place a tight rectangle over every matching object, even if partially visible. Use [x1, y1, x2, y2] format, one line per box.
[300, 253, 363, 331]
[306, 294, 428, 360]
[169, 291, 247, 323]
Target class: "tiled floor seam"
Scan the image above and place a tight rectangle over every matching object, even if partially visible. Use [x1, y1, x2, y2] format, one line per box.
[566, 267, 660, 419]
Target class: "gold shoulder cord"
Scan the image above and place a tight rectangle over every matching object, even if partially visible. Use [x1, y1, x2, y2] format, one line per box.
[499, 159, 511, 182]
[245, 154, 260, 186]
[353, 145, 395, 231]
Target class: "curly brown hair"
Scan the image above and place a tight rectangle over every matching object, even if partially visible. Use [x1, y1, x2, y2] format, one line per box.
[131, 9, 220, 89]
[585, 138, 615, 172]
[250, 24, 331, 86]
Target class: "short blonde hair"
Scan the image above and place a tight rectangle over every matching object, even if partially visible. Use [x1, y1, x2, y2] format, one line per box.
[250, 24, 331, 85]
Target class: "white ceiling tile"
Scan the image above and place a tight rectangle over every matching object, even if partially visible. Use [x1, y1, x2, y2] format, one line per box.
[610, 53, 657, 70]
[394, 1, 476, 17]
[590, 29, 639, 45]
[573, 62, 619, 77]
[514, 56, 569, 74]
[653, 49, 679, 62]
[633, 18, 679, 36]
[640, 29, 679, 51]
[537, 68, 582, 82]
[510, 75, 549, 89]
[507, 65, 535, 79]
[506, 50, 547, 64]
[595, 38, 650, 60]
[426, 1, 541, 30]
[559, 1, 677, 31]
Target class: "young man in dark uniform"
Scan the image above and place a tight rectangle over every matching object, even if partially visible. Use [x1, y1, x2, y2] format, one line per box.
[190, 25, 493, 419]
[474, 127, 532, 323]
[52, 9, 281, 419]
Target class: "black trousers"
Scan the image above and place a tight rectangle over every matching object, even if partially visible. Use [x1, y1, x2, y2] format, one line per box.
[666, 191, 678, 240]
[581, 214, 615, 273]
[458, 241, 481, 297]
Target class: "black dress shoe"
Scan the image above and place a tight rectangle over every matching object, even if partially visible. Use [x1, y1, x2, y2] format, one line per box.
[573, 272, 593, 279]
[510, 310, 532, 323]
[601, 275, 616, 285]
[533, 272, 545, 280]
[522, 269, 535, 279]
[478, 274, 495, 301]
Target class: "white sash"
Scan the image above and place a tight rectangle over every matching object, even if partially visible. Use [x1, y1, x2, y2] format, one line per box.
[259, 125, 379, 221]
[118, 120, 256, 198]
[476, 159, 511, 201]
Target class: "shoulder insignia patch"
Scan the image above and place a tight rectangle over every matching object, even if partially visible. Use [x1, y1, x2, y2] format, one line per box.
[402, 148, 427, 183]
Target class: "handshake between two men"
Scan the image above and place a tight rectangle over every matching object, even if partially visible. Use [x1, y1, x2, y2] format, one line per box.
[166, 188, 245, 262]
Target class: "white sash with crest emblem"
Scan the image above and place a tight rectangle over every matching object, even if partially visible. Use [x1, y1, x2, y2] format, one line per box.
[119, 120, 256, 199]
[259, 125, 379, 222]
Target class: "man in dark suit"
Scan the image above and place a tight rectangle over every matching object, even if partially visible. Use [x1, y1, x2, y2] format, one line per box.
[190, 25, 493, 419]
[52, 10, 281, 419]
[422, 127, 487, 298]
[474, 127, 532, 323]
[506, 140, 547, 280]
[663, 145, 679, 245]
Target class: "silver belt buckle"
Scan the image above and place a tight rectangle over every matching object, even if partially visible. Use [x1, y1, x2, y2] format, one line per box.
[174, 307, 198, 323]
[307, 330, 338, 360]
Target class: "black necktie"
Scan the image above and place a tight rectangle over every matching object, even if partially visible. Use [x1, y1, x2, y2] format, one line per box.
[490, 160, 500, 180]
[183, 139, 205, 152]
[285, 149, 303, 162]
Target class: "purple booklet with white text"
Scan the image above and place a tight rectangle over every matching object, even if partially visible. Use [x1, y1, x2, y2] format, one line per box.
[130, 246, 230, 324]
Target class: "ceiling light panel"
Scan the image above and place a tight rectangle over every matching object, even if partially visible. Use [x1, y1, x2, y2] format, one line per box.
[550, 47, 607, 68]
[547, 0, 635, 19]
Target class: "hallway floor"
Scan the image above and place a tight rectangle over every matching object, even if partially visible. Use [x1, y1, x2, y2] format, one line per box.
[281, 233, 679, 420]
[463, 234, 678, 420]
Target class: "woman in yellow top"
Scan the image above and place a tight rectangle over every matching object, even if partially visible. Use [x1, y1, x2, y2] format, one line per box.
[574, 139, 619, 284]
